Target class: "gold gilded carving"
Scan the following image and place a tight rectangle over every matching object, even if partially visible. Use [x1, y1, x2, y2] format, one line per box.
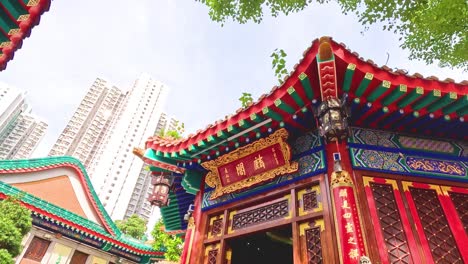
[330, 170, 353, 188]
[187, 216, 195, 228]
[203, 128, 298, 199]
[17, 14, 30, 21]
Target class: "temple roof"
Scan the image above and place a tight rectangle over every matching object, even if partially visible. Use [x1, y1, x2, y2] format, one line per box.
[143, 37, 467, 166]
[0, 156, 164, 260]
[0, 0, 51, 71]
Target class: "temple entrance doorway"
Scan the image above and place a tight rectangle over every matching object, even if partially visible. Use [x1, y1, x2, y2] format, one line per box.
[227, 225, 293, 264]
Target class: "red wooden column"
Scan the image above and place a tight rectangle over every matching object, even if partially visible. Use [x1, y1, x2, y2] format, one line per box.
[316, 37, 369, 263]
[325, 142, 367, 263]
[180, 175, 206, 264]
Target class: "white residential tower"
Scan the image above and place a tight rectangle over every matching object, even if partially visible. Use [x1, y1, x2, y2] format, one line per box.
[49, 74, 170, 221]
[0, 83, 47, 159]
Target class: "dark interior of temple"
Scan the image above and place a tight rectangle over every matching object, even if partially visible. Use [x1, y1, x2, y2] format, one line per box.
[228, 225, 293, 264]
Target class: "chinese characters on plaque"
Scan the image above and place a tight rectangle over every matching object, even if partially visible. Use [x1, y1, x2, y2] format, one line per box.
[203, 128, 298, 199]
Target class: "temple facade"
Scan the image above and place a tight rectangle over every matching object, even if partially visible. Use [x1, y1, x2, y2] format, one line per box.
[137, 37, 467, 264]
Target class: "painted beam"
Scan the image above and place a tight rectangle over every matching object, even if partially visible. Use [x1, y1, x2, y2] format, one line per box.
[382, 84, 407, 106]
[287, 86, 305, 107]
[354, 72, 374, 97]
[298, 72, 314, 100]
[367, 80, 391, 102]
[412, 89, 441, 111]
[197, 139, 207, 149]
[396, 111, 419, 129]
[427, 92, 457, 113]
[397, 86, 424, 108]
[366, 106, 389, 125]
[379, 109, 404, 128]
[456, 105, 468, 116]
[21, 0, 41, 6]
[238, 119, 252, 129]
[1, 0, 29, 21]
[206, 135, 216, 143]
[262, 107, 283, 121]
[274, 99, 295, 114]
[442, 95, 468, 114]
[227, 124, 241, 134]
[0, 8, 19, 35]
[250, 113, 265, 124]
[342, 63, 356, 92]
[216, 129, 229, 140]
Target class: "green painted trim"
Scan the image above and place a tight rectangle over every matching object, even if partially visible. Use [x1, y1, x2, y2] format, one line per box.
[206, 135, 215, 143]
[427, 92, 457, 113]
[274, 99, 295, 114]
[2, 0, 28, 20]
[216, 129, 229, 140]
[442, 95, 468, 114]
[182, 170, 202, 195]
[342, 63, 356, 92]
[367, 80, 391, 102]
[197, 139, 207, 148]
[227, 125, 241, 134]
[298, 73, 314, 100]
[0, 8, 19, 34]
[382, 84, 407, 106]
[238, 119, 252, 129]
[250, 113, 264, 123]
[354, 73, 374, 97]
[456, 105, 468, 116]
[144, 149, 179, 165]
[287, 86, 305, 107]
[262, 107, 283, 121]
[412, 89, 441, 111]
[397, 86, 424, 108]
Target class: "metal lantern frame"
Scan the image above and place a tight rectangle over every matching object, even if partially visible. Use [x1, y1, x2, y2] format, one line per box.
[148, 172, 175, 207]
[315, 95, 350, 142]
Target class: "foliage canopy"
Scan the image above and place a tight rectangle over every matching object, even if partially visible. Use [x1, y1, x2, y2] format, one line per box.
[198, 0, 468, 70]
[152, 219, 184, 262]
[115, 214, 147, 240]
[239, 92, 253, 108]
[159, 121, 185, 139]
[0, 197, 32, 262]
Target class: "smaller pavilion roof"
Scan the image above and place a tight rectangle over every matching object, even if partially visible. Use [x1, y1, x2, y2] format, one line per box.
[0, 0, 52, 71]
[0, 156, 164, 261]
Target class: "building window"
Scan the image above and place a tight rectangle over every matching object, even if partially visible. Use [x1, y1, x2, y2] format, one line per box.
[22, 236, 50, 262]
[69, 250, 89, 264]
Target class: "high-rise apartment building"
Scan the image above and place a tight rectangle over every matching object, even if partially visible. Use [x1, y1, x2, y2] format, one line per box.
[124, 113, 179, 221]
[0, 84, 47, 159]
[48, 78, 125, 168]
[49, 74, 170, 221]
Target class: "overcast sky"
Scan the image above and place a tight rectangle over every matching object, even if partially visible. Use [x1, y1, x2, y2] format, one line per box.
[1, 0, 466, 157]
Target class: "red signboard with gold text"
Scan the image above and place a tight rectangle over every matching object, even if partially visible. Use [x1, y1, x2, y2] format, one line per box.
[202, 128, 298, 199]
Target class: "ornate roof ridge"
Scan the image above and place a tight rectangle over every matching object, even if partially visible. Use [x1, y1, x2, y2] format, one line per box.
[143, 36, 467, 155]
[329, 41, 468, 92]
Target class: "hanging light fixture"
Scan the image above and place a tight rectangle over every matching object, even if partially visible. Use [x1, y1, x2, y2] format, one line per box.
[148, 172, 174, 207]
[315, 95, 350, 142]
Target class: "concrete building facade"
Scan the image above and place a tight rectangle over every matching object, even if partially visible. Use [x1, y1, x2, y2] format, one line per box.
[49, 74, 170, 221]
[0, 83, 47, 159]
[124, 113, 179, 223]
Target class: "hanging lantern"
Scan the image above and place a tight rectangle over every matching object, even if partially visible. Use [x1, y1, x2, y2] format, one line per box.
[148, 172, 174, 207]
[316, 97, 349, 142]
